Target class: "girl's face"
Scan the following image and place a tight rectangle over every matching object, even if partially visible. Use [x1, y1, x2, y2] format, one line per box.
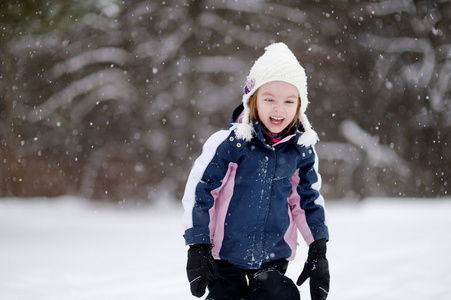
[256, 81, 299, 134]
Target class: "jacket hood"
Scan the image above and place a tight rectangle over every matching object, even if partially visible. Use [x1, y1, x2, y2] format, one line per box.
[228, 103, 246, 128]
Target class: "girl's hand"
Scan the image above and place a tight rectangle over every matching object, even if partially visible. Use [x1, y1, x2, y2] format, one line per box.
[186, 244, 218, 297]
[296, 239, 330, 300]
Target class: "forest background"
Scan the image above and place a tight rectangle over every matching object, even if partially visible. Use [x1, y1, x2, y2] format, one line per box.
[1, 0, 450, 203]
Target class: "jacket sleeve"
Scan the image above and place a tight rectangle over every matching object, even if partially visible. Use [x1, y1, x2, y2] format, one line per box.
[291, 145, 329, 245]
[182, 130, 232, 245]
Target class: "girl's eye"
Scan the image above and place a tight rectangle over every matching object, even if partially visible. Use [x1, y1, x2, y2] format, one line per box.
[265, 98, 274, 102]
[285, 100, 295, 104]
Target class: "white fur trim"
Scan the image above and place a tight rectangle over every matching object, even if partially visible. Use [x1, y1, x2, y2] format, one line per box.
[297, 112, 319, 146]
[232, 123, 254, 141]
[297, 128, 319, 147]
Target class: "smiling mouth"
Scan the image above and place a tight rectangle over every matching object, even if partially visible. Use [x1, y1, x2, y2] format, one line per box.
[270, 117, 284, 125]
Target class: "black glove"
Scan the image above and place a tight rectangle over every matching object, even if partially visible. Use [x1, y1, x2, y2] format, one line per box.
[297, 239, 330, 300]
[186, 244, 218, 298]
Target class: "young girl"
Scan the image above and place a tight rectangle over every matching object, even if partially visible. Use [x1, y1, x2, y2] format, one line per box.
[182, 43, 329, 300]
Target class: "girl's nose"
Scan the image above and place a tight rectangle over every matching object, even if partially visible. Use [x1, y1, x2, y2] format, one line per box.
[273, 102, 283, 112]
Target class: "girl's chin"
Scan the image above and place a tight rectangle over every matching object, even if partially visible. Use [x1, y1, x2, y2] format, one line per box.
[265, 124, 285, 134]
[260, 118, 289, 134]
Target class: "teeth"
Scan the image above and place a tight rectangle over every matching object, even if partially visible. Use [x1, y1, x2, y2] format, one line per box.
[270, 117, 284, 124]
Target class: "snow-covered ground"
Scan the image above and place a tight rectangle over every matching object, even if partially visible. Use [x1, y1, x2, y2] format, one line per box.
[1, 196, 450, 300]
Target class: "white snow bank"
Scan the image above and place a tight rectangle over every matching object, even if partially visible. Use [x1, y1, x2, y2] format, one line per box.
[1, 196, 450, 300]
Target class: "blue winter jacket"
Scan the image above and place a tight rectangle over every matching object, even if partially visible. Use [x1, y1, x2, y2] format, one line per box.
[182, 104, 329, 270]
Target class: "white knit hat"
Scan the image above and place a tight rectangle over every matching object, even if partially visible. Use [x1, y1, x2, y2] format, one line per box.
[233, 42, 319, 147]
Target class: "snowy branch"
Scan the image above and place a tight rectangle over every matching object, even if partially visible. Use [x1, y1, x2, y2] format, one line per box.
[28, 69, 136, 123]
[70, 82, 137, 121]
[352, 0, 416, 16]
[360, 35, 435, 88]
[124, 1, 158, 25]
[429, 60, 451, 113]
[50, 47, 132, 78]
[205, 0, 308, 24]
[134, 24, 193, 63]
[193, 56, 247, 73]
[8, 34, 62, 55]
[195, 79, 241, 114]
[81, 13, 120, 31]
[339, 120, 411, 179]
[316, 142, 362, 166]
[198, 12, 272, 48]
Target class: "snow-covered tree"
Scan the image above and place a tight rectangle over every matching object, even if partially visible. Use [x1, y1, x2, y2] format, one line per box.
[1, 0, 449, 201]
[349, 0, 450, 196]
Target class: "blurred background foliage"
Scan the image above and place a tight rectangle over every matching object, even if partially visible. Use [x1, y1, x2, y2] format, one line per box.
[1, 0, 450, 202]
